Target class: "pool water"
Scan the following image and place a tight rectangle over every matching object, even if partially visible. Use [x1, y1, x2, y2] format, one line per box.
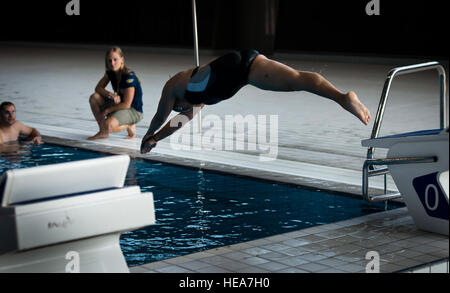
[0, 143, 402, 267]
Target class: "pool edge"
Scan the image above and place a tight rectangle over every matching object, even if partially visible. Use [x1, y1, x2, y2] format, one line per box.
[41, 135, 391, 199]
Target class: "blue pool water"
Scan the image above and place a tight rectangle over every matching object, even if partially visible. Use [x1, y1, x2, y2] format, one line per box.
[0, 143, 402, 267]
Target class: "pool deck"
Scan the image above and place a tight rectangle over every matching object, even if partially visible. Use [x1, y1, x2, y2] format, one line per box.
[130, 208, 449, 273]
[0, 42, 448, 273]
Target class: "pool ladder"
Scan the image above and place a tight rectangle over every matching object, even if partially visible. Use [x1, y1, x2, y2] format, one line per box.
[362, 61, 448, 202]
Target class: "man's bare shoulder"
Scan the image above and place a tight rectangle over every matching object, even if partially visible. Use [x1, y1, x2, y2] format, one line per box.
[11, 121, 35, 138]
[11, 120, 26, 131]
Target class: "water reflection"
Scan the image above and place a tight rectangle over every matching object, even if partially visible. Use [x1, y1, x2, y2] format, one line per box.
[0, 141, 33, 170]
[0, 142, 102, 174]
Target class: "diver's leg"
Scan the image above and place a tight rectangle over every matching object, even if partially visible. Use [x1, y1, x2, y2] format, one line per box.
[248, 55, 371, 125]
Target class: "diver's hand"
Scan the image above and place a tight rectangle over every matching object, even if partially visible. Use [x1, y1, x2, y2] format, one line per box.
[140, 133, 157, 154]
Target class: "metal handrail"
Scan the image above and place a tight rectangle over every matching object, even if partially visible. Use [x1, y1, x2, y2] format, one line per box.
[367, 61, 448, 160]
[362, 156, 437, 202]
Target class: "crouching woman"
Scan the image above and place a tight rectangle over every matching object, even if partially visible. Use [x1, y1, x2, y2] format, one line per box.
[88, 46, 143, 140]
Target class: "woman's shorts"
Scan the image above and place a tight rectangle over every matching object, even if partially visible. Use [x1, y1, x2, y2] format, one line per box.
[108, 108, 143, 126]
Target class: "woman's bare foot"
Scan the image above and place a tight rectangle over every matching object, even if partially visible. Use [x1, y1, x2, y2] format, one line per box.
[341, 91, 371, 125]
[87, 131, 109, 140]
[126, 124, 136, 139]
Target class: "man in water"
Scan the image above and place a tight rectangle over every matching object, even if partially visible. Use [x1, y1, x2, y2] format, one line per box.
[0, 101, 43, 144]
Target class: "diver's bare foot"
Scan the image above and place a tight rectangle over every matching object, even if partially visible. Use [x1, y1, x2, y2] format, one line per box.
[126, 124, 136, 139]
[87, 132, 109, 140]
[341, 91, 371, 125]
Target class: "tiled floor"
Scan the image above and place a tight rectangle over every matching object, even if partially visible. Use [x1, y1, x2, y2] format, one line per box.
[130, 207, 448, 273]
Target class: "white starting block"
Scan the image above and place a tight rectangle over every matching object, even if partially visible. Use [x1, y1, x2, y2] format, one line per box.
[0, 155, 155, 273]
[361, 61, 449, 236]
[362, 129, 449, 235]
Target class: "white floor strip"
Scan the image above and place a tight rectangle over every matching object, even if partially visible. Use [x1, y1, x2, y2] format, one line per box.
[27, 121, 397, 191]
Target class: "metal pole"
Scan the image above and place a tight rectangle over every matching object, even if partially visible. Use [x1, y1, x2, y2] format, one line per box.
[191, 0, 201, 134]
[191, 0, 200, 67]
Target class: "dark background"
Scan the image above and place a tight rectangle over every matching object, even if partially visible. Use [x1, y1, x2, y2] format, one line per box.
[1, 0, 447, 58]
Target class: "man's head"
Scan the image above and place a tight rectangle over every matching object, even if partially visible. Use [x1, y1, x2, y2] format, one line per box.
[0, 101, 16, 126]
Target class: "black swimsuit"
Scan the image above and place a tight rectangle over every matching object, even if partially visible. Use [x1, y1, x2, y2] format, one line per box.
[184, 49, 260, 105]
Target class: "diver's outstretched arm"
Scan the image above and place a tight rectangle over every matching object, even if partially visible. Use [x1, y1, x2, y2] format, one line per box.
[140, 105, 203, 154]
